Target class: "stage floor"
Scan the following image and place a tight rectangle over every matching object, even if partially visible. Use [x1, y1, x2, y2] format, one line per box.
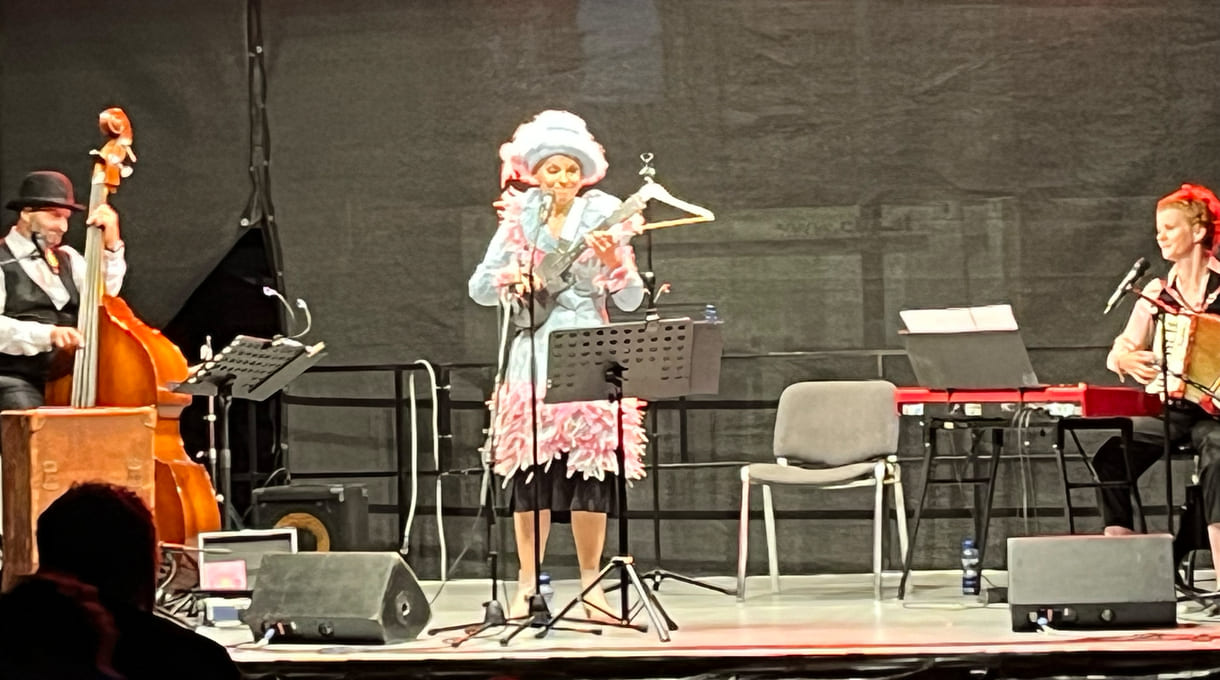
[224, 570, 1220, 679]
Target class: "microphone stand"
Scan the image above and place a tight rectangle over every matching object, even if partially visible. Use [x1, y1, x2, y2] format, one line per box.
[500, 189, 598, 645]
[199, 336, 220, 483]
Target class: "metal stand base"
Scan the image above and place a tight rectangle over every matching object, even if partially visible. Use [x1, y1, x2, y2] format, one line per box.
[637, 568, 736, 597]
[429, 599, 514, 647]
[500, 593, 602, 645]
[543, 555, 676, 642]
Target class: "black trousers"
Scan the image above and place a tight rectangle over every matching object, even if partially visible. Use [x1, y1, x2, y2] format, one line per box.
[0, 374, 44, 454]
[1092, 401, 1220, 529]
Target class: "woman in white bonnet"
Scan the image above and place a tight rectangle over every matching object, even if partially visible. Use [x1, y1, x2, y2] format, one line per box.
[469, 110, 647, 619]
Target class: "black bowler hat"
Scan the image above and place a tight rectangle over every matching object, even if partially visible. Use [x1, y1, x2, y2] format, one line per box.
[4, 171, 86, 212]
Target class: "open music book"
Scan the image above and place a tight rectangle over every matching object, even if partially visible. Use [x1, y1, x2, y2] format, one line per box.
[899, 304, 1019, 334]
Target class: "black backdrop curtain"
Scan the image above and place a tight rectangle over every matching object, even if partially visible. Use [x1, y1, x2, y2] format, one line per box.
[3, 0, 1218, 575]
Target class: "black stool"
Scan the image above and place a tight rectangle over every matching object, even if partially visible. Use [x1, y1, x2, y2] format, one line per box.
[1053, 417, 1147, 534]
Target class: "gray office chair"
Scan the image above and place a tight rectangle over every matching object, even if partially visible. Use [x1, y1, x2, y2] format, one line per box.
[736, 380, 910, 601]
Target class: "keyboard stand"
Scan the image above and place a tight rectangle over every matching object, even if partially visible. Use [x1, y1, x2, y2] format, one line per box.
[898, 414, 1007, 600]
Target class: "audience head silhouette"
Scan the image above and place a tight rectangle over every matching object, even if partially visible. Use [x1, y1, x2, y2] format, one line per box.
[36, 482, 160, 611]
[0, 572, 120, 679]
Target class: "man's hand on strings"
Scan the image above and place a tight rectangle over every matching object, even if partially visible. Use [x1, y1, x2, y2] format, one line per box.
[86, 204, 122, 251]
[586, 232, 622, 269]
[1116, 350, 1160, 384]
[50, 326, 83, 351]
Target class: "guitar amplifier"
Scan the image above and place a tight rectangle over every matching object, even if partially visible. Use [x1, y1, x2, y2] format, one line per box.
[251, 483, 369, 551]
[1008, 534, 1176, 631]
[1, 407, 157, 590]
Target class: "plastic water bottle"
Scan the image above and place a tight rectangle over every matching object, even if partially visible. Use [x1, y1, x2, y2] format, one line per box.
[961, 538, 981, 596]
[703, 304, 721, 323]
[538, 572, 555, 610]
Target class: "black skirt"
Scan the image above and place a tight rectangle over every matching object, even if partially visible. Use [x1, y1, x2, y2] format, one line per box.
[508, 463, 619, 522]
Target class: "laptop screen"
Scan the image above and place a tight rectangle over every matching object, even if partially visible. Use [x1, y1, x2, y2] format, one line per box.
[197, 529, 297, 593]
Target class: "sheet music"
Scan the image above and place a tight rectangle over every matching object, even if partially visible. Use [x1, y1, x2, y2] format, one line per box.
[899, 304, 1019, 334]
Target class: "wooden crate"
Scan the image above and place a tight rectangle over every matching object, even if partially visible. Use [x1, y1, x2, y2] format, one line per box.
[2, 406, 156, 590]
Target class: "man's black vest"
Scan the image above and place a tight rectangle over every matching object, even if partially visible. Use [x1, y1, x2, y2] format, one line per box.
[0, 241, 79, 382]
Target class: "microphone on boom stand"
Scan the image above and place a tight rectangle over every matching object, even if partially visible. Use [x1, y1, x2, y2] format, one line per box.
[1103, 257, 1150, 315]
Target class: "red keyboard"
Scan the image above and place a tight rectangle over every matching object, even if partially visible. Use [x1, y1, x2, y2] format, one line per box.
[895, 383, 1163, 418]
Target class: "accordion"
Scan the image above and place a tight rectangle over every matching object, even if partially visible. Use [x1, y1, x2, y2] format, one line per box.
[1150, 311, 1220, 409]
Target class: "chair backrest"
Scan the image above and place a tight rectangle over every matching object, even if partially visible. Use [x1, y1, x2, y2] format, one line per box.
[773, 380, 899, 467]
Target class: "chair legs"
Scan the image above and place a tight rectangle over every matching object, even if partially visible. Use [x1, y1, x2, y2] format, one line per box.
[763, 484, 779, 593]
[735, 474, 780, 600]
[736, 461, 912, 603]
[874, 459, 911, 601]
[873, 462, 885, 600]
[736, 470, 750, 602]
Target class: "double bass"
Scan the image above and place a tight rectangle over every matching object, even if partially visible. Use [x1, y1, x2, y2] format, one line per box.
[44, 108, 220, 545]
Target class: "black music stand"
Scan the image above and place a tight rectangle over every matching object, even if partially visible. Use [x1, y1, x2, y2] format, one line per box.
[902, 330, 1040, 390]
[899, 304, 1039, 390]
[536, 317, 714, 642]
[173, 335, 327, 530]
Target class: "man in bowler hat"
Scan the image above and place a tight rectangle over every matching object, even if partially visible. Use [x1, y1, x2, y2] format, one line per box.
[0, 170, 125, 413]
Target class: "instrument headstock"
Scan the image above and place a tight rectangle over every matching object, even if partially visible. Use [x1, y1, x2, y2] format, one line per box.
[90, 107, 136, 192]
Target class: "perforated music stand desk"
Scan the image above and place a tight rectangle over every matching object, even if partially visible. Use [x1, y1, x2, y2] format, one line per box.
[173, 335, 327, 402]
[545, 318, 720, 403]
[540, 317, 720, 641]
[172, 335, 327, 529]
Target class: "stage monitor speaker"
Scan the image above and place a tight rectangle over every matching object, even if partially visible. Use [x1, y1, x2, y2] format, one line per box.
[251, 483, 368, 551]
[1008, 534, 1176, 632]
[243, 552, 430, 644]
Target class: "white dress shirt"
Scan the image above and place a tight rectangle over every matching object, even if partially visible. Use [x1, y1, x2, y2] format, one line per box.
[0, 227, 126, 356]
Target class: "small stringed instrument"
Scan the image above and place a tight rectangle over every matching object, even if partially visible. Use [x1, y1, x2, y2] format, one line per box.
[511, 180, 714, 329]
[45, 108, 221, 546]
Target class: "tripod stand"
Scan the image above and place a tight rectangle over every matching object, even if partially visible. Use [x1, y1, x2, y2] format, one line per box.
[541, 362, 671, 640]
[426, 461, 513, 645]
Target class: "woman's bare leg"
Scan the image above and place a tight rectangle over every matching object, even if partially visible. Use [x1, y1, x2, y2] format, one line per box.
[571, 510, 615, 621]
[511, 509, 551, 618]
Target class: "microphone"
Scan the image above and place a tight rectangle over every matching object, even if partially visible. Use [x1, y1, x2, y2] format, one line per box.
[0, 251, 42, 267]
[31, 232, 59, 272]
[1103, 257, 1150, 315]
[538, 189, 554, 225]
[0, 231, 53, 267]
